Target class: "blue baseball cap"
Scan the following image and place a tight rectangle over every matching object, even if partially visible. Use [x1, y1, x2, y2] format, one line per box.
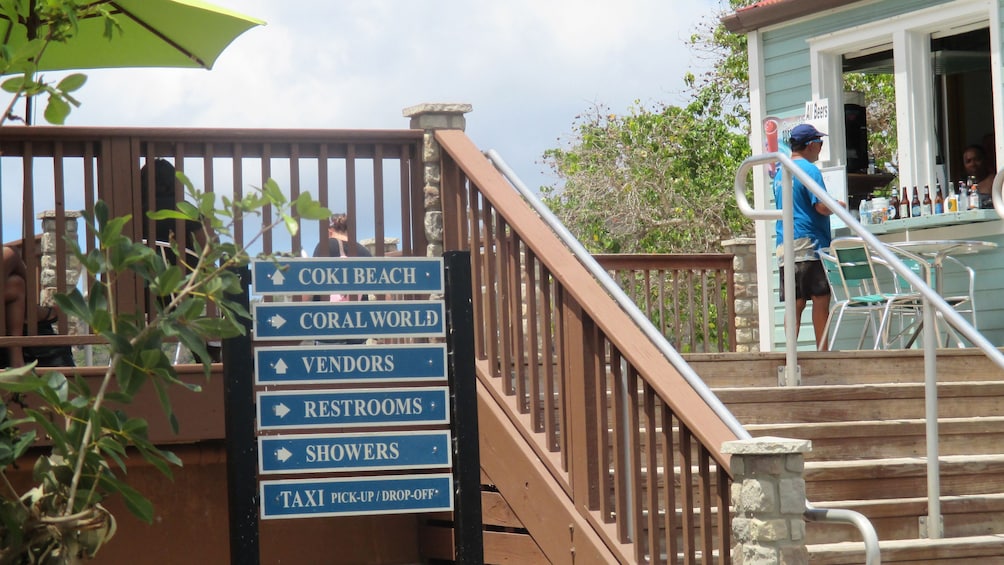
[788, 123, 827, 145]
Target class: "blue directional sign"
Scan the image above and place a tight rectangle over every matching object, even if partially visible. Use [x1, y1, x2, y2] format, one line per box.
[253, 300, 445, 341]
[255, 343, 447, 385]
[257, 387, 450, 430]
[260, 473, 453, 519]
[258, 430, 452, 474]
[251, 257, 444, 295]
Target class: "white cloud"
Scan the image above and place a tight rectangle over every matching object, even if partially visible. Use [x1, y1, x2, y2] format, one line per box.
[58, 0, 725, 189]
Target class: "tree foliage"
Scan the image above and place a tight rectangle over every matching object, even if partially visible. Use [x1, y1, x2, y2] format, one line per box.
[541, 0, 757, 254]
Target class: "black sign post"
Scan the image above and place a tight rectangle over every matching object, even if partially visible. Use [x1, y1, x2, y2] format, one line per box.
[222, 266, 259, 565]
[443, 251, 484, 564]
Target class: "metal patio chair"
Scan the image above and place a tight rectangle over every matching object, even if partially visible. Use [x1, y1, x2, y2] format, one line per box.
[828, 237, 926, 350]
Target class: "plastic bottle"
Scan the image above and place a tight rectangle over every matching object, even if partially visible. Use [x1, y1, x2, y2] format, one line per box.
[959, 180, 969, 212]
[858, 196, 872, 225]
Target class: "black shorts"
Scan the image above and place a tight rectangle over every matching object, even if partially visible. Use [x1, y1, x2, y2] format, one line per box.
[779, 259, 831, 302]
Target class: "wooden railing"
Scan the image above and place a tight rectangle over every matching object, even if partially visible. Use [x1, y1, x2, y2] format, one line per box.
[594, 254, 737, 353]
[0, 126, 425, 352]
[437, 129, 738, 564]
[1, 125, 743, 563]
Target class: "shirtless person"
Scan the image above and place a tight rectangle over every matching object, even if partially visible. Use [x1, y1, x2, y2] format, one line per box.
[2, 246, 27, 367]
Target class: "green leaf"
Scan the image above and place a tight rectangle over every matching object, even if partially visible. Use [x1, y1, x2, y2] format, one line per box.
[150, 377, 179, 434]
[26, 409, 69, 455]
[147, 208, 193, 221]
[43, 93, 71, 125]
[1, 75, 24, 93]
[57, 73, 87, 92]
[108, 477, 154, 524]
[12, 430, 36, 459]
[0, 365, 45, 392]
[151, 265, 185, 297]
[176, 201, 200, 220]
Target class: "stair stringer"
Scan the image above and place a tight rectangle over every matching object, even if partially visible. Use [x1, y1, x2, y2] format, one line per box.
[476, 375, 635, 564]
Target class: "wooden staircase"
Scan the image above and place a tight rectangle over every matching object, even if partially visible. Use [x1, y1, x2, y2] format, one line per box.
[688, 348, 1004, 564]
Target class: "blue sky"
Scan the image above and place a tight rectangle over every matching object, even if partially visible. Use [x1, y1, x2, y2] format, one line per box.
[58, 0, 725, 192]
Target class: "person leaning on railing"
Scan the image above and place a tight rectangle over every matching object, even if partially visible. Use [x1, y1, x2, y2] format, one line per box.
[1, 243, 68, 368]
[772, 124, 847, 351]
[1, 246, 28, 367]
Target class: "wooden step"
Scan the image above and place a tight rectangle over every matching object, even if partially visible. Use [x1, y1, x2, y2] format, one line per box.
[805, 454, 1004, 501]
[807, 493, 1004, 543]
[808, 534, 1004, 564]
[746, 417, 1004, 460]
[717, 381, 1004, 424]
[686, 349, 1002, 388]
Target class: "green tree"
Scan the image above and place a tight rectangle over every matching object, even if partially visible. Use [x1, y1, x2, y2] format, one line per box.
[844, 72, 898, 173]
[540, 0, 756, 254]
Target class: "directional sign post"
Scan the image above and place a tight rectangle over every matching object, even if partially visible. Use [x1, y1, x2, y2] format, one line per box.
[246, 255, 463, 527]
[258, 430, 451, 474]
[260, 473, 453, 519]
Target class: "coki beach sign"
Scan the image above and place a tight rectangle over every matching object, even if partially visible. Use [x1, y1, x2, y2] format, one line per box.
[251, 256, 444, 295]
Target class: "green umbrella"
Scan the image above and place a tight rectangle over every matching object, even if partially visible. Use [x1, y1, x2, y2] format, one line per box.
[0, 0, 265, 72]
[0, 0, 264, 123]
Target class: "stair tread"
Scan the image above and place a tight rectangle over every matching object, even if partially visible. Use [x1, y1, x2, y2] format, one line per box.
[808, 453, 1004, 469]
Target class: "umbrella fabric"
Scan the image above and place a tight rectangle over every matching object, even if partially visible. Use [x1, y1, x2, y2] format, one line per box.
[0, 0, 264, 73]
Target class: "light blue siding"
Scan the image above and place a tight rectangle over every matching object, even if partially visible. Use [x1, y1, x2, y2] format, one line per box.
[759, 0, 1000, 352]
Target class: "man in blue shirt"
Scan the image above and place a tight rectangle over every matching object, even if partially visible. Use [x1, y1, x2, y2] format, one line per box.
[774, 123, 845, 350]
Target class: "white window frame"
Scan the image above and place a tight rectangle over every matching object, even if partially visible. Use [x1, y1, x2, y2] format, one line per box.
[807, 0, 1000, 190]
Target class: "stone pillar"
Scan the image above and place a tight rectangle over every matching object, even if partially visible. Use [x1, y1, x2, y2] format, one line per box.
[402, 102, 473, 258]
[722, 436, 811, 565]
[37, 210, 83, 306]
[723, 237, 759, 352]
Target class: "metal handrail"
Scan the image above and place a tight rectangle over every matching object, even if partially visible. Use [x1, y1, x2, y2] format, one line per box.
[489, 149, 880, 564]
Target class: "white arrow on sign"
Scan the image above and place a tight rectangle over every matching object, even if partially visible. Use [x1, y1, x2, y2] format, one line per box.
[273, 403, 291, 418]
[268, 314, 287, 329]
[269, 269, 286, 286]
[272, 358, 288, 375]
[276, 447, 293, 463]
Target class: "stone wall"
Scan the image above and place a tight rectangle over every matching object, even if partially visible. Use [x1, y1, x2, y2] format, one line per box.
[723, 437, 811, 565]
[723, 237, 759, 352]
[37, 210, 83, 307]
[403, 102, 473, 258]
